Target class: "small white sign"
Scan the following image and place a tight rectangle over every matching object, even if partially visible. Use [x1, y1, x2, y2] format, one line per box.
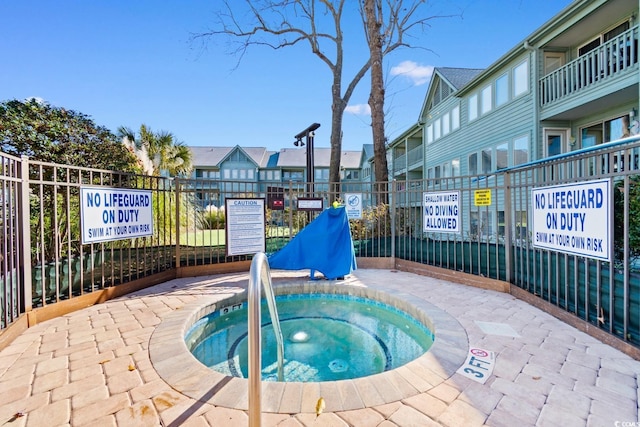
[456, 347, 495, 384]
[423, 191, 460, 233]
[225, 198, 266, 257]
[344, 193, 362, 219]
[531, 179, 610, 261]
[80, 187, 153, 244]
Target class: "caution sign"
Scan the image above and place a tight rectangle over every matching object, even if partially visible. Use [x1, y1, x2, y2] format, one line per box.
[474, 189, 492, 206]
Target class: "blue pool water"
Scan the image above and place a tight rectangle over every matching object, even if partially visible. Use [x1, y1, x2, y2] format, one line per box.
[185, 293, 435, 382]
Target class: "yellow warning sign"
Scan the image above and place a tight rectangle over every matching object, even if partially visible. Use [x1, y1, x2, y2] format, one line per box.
[474, 189, 492, 206]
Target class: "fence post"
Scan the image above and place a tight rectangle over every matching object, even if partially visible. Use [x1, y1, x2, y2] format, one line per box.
[391, 180, 396, 259]
[503, 171, 512, 283]
[19, 156, 32, 312]
[175, 179, 181, 269]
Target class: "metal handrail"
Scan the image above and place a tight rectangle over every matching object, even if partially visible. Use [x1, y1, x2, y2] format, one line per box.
[248, 252, 284, 427]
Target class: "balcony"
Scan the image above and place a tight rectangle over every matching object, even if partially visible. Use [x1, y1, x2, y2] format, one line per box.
[393, 146, 424, 174]
[540, 26, 638, 107]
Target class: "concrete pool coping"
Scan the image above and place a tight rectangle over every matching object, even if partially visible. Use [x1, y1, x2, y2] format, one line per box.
[149, 275, 469, 414]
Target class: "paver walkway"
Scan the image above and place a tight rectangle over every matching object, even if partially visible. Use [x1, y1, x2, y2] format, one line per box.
[0, 268, 638, 426]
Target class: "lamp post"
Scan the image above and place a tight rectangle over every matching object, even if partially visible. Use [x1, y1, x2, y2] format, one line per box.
[294, 123, 321, 197]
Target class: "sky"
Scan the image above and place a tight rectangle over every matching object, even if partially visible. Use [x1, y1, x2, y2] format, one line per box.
[1, 0, 574, 154]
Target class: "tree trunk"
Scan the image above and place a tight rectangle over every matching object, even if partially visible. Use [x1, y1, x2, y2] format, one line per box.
[364, 0, 389, 205]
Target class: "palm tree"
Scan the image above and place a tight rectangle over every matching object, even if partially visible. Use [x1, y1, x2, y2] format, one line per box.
[118, 125, 192, 177]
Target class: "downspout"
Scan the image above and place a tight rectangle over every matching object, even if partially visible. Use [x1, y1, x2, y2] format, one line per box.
[523, 40, 538, 158]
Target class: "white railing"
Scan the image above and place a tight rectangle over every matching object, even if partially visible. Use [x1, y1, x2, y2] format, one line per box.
[247, 252, 284, 427]
[540, 26, 638, 106]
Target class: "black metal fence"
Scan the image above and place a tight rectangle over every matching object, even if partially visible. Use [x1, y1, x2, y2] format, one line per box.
[2, 135, 640, 348]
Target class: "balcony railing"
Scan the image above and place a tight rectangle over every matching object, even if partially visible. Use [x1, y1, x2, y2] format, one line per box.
[540, 26, 638, 106]
[407, 146, 424, 167]
[393, 146, 424, 174]
[393, 153, 406, 173]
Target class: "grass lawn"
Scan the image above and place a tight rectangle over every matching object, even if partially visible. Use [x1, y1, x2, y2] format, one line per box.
[180, 227, 293, 246]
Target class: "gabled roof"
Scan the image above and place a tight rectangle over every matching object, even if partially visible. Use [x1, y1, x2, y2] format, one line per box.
[276, 147, 361, 168]
[190, 146, 361, 169]
[188, 146, 270, 167]
[436, 67, 484, 90]
[419, 67, 484, 119]
[218, 145, 269, 168]
[188, 146, 233, 167]
[361, 144, 374, 164]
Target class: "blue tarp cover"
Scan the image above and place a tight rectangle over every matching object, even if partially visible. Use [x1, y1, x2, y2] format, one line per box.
[268, 206, 357, 279]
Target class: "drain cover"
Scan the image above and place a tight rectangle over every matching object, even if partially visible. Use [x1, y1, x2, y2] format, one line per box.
[328, 359, 348, 373]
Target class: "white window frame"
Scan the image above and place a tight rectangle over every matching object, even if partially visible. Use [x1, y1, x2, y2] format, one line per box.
[513, 60, 529, 97]
[513, 135, 529, 166]
[543, 128, 569, 158]
[468, 94, 478, 121]
[495, 73, 509, 107]
[452, 105, 460, 130]
[481, 84, 492, 115]
[442, 112, 450, 136]
[452, 158, 460, 176]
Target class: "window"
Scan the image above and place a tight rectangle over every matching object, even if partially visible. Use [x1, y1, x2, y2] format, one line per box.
[579, 21, 630, 56]
[434, 118, 441, 140]
[582, 114, 632, 148]
[468, 94, 478, 121]
[513, 60, 529, 97]
[496, 74, 508, 106]
[581, 123, 602, 148]
[434, 166, 441, 184]
[544, 129, 569, 158]
[223, 169, 230, 179]
[481, 85, 492, 115]
[452, 106, 460, 130]
[283, 171, 304, 181]
[315, 168, 329, 180]
[496, 142, 508, 170]
[605, 115, 630, 141]
[470, 211, 492, 236]
[578, 38, 600, 56]
[442, 112, 450, 136]
[513, 135, 529, 165]
[231, 169, 238, 179]
[481, 148, 492, 174]
[443, 162, 451, 178]
[468, 153, 478, 176]
[239, 169, 246, 180]
[427, 125, 433, 144]
[452, 159, 460, 176]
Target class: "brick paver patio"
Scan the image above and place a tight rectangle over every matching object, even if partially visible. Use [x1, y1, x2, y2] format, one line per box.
[0, 268, 638, 426]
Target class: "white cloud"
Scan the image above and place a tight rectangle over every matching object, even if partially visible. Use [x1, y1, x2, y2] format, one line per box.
[345, 103, 371, 116]
[390, 61, 434, 86]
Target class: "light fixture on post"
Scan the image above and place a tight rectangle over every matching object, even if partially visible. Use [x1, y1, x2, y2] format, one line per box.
[293, 123, 321, 197]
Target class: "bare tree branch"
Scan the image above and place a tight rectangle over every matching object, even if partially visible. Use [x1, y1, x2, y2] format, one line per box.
[191, 0, 459, 197]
